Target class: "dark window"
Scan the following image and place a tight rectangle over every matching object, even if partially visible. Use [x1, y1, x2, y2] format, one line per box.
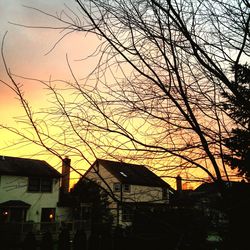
[41, 179, 53, 192]
[122, 206, 133, 222]
[28, 177, 40, 192]
[114, 183, 131, 192]
[113, 183, 121, 192]
[28, 177, 52, 192]
[123, 184, 130, 192]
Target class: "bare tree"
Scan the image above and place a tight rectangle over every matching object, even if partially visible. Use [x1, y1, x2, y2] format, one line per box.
[1, 0, 250, 185]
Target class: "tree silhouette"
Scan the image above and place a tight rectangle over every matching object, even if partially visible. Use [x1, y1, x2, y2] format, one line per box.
[71, 179, 113, 234]
[1, 0, 250, 186]
[222, 64, 250, 181]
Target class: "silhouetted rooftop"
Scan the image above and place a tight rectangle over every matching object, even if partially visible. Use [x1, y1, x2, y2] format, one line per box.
[195, 180, 250, 193]
[0, 155, 61, 178]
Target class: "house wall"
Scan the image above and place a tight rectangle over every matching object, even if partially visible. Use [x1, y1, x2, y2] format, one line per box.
[122, 185, 166, 203]
[85, 163, 167, 203]
[85, 163, 119, 198]
[84, 163, 169, 227]
[0, 175, 60, 223]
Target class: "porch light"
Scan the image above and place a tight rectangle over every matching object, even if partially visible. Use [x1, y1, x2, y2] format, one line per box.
[49, 213, 54, 220]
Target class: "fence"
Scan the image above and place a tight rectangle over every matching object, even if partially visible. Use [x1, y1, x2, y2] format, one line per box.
[0, 220, 91, 244]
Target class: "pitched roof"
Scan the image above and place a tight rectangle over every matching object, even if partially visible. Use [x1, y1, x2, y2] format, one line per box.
[93, 159, 172, 188]
[0, 200, 31, 208]
[0, 156, 61, 178]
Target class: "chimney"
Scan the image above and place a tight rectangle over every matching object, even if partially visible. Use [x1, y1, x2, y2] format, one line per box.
[176, 175, 182, 191]
[61, 157, 71, 193]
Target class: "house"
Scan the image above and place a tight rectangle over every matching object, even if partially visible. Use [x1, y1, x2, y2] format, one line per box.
[0, 155, 73, 225]
[79, 158, 175, 227]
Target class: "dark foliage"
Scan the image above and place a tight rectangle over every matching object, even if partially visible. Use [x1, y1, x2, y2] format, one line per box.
[22, 231, 37, 250]
[57, 225, 71, 250]
[73, 229, 86, 250]
[40, 231, 53, 250]
[71, 179, 113, 234]
[223, 64, 250, 180]
[218, 183, 250, 250]
[130, 207, 208, 250]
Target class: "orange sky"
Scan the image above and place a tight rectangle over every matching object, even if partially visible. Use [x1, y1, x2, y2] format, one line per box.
[0, 1, 239, 190]
[0, 1, 102, 187]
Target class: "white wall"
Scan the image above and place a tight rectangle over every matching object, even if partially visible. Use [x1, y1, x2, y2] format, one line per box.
[121, 185, 165, 203]
[85, 163, 167, 204]
[84, 162, 169, 226]
[0, 175, 60, 223]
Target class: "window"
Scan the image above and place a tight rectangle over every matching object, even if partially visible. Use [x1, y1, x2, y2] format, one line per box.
[28, 177, 40, 192]
[41, 179, 53, 192]
[123, 184, 130, 192]
[122, 206, 133, 222]
[28, 177, 52, 192]
[113, 183, 131, 192]
[113, 183, 121, 192]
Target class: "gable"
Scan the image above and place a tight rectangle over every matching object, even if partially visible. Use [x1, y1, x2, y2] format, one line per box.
[0, 156, 61, 178]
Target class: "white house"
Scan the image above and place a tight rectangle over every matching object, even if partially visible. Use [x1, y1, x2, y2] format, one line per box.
[0, 155, 69, 224]
[81, 158, 175, 226]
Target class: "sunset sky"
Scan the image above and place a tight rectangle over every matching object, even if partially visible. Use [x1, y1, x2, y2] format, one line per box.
[0, 1, 102, 185]
[1, 1, 238, 190]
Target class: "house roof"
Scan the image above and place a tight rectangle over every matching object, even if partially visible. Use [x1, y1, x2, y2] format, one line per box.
[0, 156, 61, 178]
[90, 159, 172, 188]
[195, 180, 250, 193]
[0, 200, 31, 208]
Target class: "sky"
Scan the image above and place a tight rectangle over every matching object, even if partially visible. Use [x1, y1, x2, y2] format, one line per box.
[0, 1, 230, 190]
[0, 1, 103, 186]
